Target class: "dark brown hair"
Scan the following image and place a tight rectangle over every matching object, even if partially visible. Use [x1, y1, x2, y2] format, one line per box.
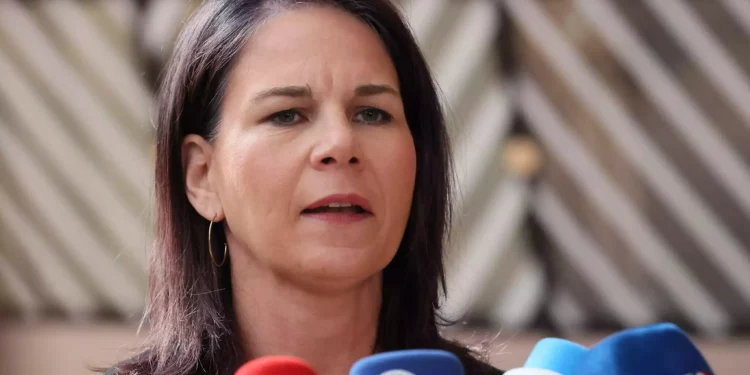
[106, 0, 495, 374]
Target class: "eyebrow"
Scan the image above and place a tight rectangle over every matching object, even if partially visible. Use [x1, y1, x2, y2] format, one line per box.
[250, 84, 400, 103]
[252, 85, 312, 102]
[354, 84, 400, 98]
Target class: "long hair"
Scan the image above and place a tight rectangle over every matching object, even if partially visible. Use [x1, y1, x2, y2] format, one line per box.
[107, 1, 494, 374]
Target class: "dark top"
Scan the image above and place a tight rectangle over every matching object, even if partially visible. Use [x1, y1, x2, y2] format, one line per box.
[481, 362, 506, 375]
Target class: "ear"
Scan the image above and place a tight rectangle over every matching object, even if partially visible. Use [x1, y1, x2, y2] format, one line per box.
[182, 134, 224, 222]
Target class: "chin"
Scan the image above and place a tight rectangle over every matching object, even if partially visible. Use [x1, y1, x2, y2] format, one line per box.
[292, 248, 392, 286]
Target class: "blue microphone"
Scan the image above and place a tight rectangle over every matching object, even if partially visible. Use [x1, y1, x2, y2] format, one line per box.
[505, 338, 589, 375]
[576, 322, 714, 375]
[349, 349, 464, 375]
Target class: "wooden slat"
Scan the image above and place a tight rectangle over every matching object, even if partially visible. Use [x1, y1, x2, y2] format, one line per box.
[0, 250, 42, 320]
[37, 0, 153, 130]
[139, 0, 192, 62]
[487, 249, 545, 329]
[0, 125, 145, 317]
[534, 182, 655, 327]
[0, 48, 150, 273]
[718, 0, 750, 39]
[577, 0, 750, 217]
[518, 76, 729, 335]
[548, 288, 588, 335]
[453, 81, 513, 205]
[0, 183, 99, 318]
[574, 0, 750, 305]
[432, 0, 501, 105]
[0, 1, 152, 205]
[401, 0, 450, 47]
[443, 174, 532, 320]
[98, 0, 138, 38]
[643, 0, 750, 130]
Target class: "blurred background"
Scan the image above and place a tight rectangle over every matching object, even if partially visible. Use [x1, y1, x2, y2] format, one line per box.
[1, 0, 750, 373]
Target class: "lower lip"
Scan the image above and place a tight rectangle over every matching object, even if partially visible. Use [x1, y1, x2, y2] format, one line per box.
[301, 211, 372, 224]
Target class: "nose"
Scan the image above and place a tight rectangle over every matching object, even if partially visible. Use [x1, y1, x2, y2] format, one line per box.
[310, 116, 361, 169]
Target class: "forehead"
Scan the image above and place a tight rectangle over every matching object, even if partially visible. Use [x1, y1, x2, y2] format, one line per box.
[229, 6, 400, 91]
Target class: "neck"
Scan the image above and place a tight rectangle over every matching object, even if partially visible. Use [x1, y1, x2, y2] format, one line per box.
[230, 254, 381, 375]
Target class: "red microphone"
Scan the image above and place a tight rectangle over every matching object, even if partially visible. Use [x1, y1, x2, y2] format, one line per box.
[235, 356, 317, 375]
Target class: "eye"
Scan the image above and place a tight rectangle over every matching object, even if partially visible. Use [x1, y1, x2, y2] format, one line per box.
[354, 107, 392, 125]
[269, 109, 303, 126]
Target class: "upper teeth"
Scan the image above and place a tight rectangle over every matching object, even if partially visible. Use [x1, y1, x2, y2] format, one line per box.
[327, 203, 354, 208]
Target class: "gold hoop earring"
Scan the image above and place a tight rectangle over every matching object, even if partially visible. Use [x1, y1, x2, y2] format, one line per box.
[208, 215, 227, 267]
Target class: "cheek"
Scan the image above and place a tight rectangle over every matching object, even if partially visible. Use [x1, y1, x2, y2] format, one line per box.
[218, 135, 297, 240]
[392, 141, 417, 208]
[376, 129, 416, 263]
[369, 128, 417, 217]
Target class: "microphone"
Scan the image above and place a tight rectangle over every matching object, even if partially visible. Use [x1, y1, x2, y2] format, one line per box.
[349, 349, 464, 375]
[504, 338, 588, 375]
[235, 356, 317, 375]
[576, 322, 714, 375]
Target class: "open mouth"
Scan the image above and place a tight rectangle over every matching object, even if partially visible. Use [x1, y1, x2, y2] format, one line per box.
[302, 203, 369, 214]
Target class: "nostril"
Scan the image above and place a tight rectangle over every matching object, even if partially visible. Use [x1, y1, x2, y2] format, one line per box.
[321, 156, 335, 164]
[349, 156, 359, 164]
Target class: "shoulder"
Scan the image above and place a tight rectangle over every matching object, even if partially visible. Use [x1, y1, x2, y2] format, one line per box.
[438, 337, 504, 375]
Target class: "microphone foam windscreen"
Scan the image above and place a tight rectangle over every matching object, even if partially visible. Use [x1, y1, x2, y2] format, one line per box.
[349, 349, 464, 375]
[235, 356, 318, 375]
[523, 338, 588, 374]
[575, 322, 713, 375]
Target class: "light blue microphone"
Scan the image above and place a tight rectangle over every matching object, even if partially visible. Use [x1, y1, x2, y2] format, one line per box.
[349, 349, 464, 375]
[505, 338, 589, 375]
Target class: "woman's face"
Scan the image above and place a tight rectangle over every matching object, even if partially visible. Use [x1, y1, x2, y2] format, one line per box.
[203, 6, 416, 288]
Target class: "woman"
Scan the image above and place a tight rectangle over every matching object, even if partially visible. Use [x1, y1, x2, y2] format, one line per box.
[105, 0, 503, 374]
